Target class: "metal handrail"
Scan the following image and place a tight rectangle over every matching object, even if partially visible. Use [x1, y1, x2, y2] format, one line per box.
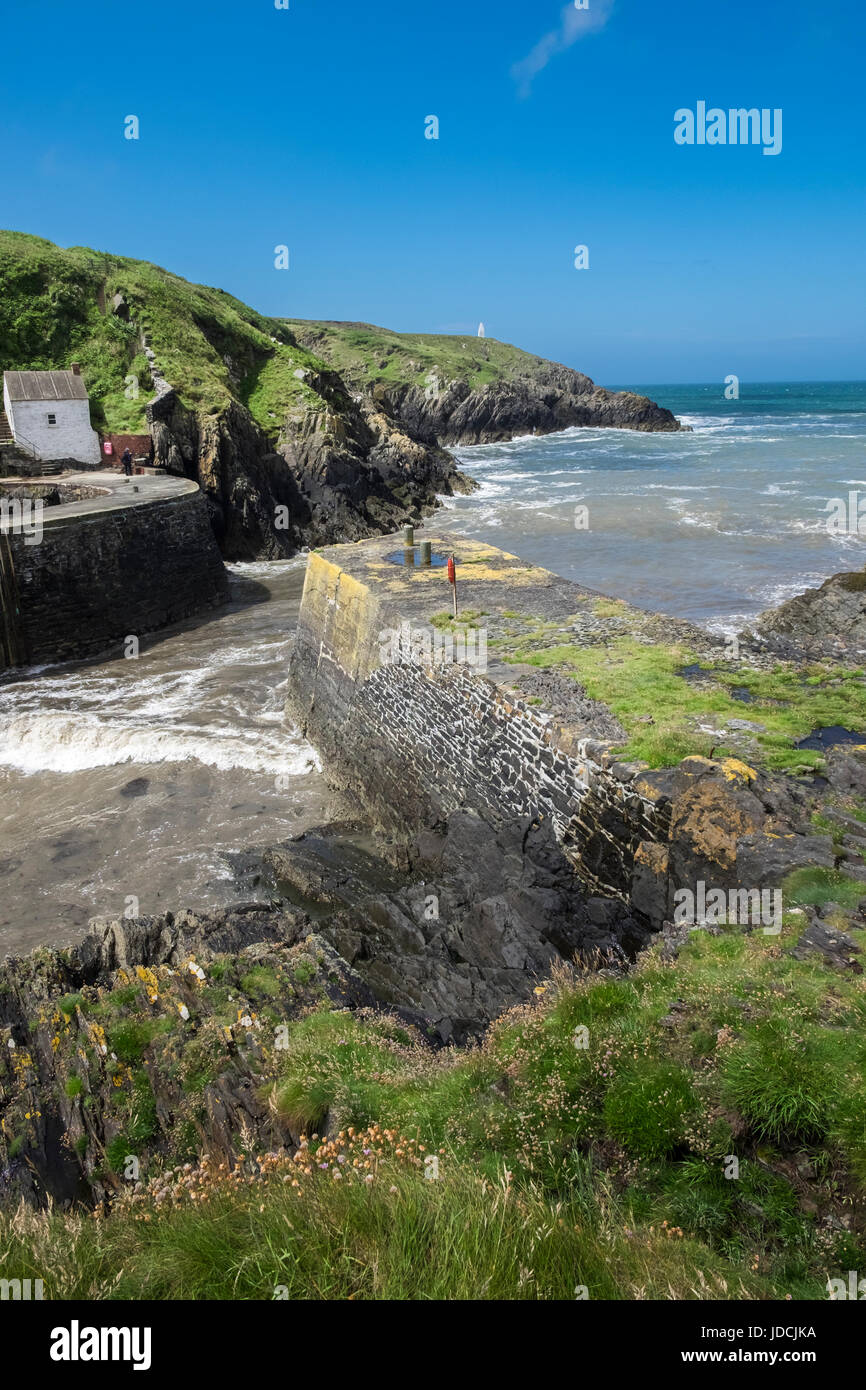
[11, 431, 39, 459]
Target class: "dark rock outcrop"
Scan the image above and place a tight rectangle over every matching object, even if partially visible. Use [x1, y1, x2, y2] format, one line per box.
[0, 906, 377, 1208]
[273, 391, 473, 550]
[264, 811, 649, 1044]
[751, 566, 866, 660]
[0, 808, 649, 1207]
[790, 916, 862, 972]
[148, 390, 309, 559]
[375, 367, 681, 446]
[631, 755, 837, 927]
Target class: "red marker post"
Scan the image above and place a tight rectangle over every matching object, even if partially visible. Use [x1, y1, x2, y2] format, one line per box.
[447, 554, 458, 619]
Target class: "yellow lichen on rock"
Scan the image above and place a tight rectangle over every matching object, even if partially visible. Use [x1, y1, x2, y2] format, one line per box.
[135, 965, 160, 1004]
[721, 757, 758, 784]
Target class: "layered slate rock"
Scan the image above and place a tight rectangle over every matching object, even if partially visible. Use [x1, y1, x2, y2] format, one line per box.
[287, 321, 683, 443]
[263, 812, 649, 1044]
[752, 566, 866, 660]
[0, 907, 376, 1207]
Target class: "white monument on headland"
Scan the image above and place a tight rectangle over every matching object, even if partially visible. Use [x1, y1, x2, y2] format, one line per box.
[477, 322, 485, 338]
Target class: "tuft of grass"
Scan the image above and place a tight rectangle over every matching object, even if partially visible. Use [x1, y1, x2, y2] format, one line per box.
[58, 993, 85, 1017]
[603, 1062, 698, 1158]
[239, 967, 281, 999]
[782, 867, 865, 911]
[720, 1024, 831, 1143]
[109, 1017, 174, 1064]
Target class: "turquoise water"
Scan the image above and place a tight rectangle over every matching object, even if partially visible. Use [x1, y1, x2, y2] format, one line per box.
[442, 381, 866, 632]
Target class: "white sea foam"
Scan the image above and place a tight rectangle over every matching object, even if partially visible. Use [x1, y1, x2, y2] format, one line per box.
[0, 710, 321, 776]
[226, 558, 306, 577]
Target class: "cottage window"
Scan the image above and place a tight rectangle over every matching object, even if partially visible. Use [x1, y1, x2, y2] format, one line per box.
[47, 413, 57, 425]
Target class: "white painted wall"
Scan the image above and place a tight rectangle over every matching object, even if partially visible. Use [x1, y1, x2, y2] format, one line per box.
[3, 381, 101, 464]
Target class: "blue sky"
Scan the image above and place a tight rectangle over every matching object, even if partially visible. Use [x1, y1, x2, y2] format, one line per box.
[2, 0, 864, 383]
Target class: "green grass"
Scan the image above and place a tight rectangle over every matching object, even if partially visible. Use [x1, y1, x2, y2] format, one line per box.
[239, 967, 282, 999]
[783, 866, 865, 910]
[57, 993, 86, 1017]
[0, 230, 584, 450]
[603, 1061, 698, 1158]
[497, 634, 866, 771]
[0, 230, 332, 435]
[0, 1158, 781, 1301]
[282, 320, 553, 395]
[430, 609, 486, 630]
[720, 1022, 832, 1143]
[2, 917, 865, 1299]
[109, 1016, 175, 1064]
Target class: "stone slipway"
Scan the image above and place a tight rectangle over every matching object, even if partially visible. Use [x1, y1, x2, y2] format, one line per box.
[1, 471, 229, 667]
[286, 531, 837, 924]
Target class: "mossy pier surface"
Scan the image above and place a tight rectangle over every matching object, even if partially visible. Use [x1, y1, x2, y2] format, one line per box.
[295, 529, 866, 779]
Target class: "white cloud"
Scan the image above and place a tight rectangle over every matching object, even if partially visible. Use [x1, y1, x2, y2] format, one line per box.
[512, 0, 616, 96]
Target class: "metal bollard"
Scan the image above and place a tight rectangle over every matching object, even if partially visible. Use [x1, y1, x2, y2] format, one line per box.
[402, 525, 414, 548]
[420, 540, 432, 565]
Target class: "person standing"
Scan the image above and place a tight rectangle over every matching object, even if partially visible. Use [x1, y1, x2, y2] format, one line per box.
[121, 447, 133, 477]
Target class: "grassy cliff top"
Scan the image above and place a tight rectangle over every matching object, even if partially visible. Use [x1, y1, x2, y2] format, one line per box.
[0, 231, 334, 436]
[283, 317, 585, 392]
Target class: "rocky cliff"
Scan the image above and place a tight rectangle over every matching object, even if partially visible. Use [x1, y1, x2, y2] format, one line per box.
[286, 319, 683, 444]
[146, 365, 470, 559]
[0, 232, 682, 559]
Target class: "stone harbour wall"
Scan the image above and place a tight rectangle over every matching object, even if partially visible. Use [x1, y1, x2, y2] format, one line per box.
[4, 483, 229, 665]
[286, 544, 672, 901]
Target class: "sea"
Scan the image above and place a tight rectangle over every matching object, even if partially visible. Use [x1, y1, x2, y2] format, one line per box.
[1, 381, 864, 954]
[442, 381, 866, 634]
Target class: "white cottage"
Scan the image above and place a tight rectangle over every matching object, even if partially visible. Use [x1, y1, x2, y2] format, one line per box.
[2, 367, 101, 465]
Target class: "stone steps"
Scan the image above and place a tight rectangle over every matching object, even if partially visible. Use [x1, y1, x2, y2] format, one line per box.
[0, 446, 62, 478]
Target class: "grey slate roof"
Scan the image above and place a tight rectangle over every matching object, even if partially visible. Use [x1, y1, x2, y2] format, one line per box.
[3, 370, 89, 402]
